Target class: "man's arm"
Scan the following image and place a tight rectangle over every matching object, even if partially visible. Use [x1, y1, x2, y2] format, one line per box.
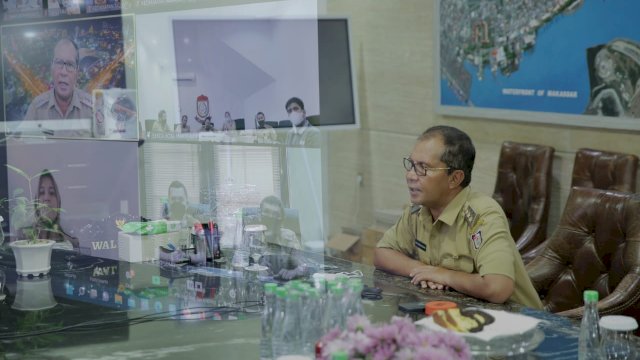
[409, 266, 514, 304]
[374, 247, 431, 278]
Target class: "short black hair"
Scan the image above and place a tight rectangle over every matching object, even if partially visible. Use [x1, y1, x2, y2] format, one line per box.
[260, 195, 284, 219]
[418, 125, 475, 187]
[168, 180, 188, 199]
[285, 97, 304, 111]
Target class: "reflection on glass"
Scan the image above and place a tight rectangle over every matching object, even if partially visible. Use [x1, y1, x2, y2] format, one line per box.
[12, 276, 57, 311]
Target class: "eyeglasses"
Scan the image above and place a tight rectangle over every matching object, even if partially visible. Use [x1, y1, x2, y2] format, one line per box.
[52, 59, 77, 72]
[403, 157, 450, 176]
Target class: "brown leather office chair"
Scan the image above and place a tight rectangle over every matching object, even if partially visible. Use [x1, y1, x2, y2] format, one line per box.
[572, 148, 638, 193]
[492, 141, 554, 255]
[526, 187, 640, 319]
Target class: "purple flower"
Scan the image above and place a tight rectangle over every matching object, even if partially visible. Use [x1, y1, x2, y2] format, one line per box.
[350, 331, 375, 355]
[320, 315, 471, 360]
[347, 315, 371, 332]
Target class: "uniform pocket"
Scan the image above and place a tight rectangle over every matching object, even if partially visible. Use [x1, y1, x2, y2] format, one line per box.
[440, 253, 475, 273]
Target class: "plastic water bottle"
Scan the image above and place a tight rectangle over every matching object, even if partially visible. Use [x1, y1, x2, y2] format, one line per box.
[272, 290, 303, 358]
[322, 285, 345, 332]
[578, 290, 600, 360]
[344, 279, 364, 318]
[271, 287, 288, 358]
[260, 283, 278, 360]
[301, 288, 324, 357]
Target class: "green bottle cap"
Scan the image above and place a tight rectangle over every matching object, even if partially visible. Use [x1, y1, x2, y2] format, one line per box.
[275, 287, 288, 298]
[584, 290, 599, 302]
[331, 286, 344, 296]
[288, 290, 300, 300]
[264, 283, 277, 294]
[331, 351, 349, 360]
[306, 288, 320, 298]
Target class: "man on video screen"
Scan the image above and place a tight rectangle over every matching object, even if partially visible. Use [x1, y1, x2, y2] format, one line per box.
[24, 38, 93, 123]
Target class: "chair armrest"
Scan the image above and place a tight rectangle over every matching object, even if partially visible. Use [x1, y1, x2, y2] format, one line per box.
[521, 240, 547, 264]
[515, 223, 542, 254]
[556, 271, 640, 319]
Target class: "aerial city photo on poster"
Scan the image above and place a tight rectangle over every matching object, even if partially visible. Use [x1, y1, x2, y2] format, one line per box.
[439, 0, 640, 119]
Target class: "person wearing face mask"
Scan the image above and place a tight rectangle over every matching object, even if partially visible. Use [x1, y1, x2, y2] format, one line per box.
[254, 111, 277, 144]
[259, 195, 301, 250]
[284, 97, 321, 147]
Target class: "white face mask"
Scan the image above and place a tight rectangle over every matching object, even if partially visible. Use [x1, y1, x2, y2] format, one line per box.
[288, 111, 305, 125]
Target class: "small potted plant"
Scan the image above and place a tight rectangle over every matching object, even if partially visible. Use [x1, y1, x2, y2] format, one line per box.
[1, 165, 64, 277]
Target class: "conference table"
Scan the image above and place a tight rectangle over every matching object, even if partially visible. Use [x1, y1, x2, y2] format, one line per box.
[0, 246, 637, 359]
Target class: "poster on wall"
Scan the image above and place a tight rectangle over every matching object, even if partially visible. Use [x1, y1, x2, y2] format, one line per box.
[436, 0, 640, 131]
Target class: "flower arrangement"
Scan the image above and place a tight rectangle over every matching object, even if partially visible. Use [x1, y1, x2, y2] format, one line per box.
[318, 315, 471, 360]
[0, 165, 62, 244]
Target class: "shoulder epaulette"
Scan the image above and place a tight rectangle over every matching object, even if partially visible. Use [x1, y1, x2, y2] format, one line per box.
[462, 202, 479, 229]
[33, 94, 49, 108]
[78, 91, 93, 106]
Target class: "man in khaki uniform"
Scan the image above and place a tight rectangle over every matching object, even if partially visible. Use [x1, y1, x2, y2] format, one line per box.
[24, 38, 93, 137]
[374, 126, 542, 309]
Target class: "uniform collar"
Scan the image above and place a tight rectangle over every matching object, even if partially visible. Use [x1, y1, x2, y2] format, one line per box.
[436, 187, 470, 226]
[47, 88, 81, 116]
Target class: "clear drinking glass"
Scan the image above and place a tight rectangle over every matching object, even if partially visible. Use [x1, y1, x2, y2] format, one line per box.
[231, 221, 249, 268]
[245, 224, 267, 265]
[599, 315, 639, 360]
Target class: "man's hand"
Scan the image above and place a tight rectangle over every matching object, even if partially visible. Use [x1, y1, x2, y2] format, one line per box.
[410, 265, 449, 290]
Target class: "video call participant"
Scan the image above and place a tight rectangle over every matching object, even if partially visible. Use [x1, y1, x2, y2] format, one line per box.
[167, 181, 191, 225]
[24, 38, 93, 135]
[259, 195, 301, 250]
[17, 170, 79, 250]
[374, 126, 542, 309]
[177, 115, 191, 133]
[284, 97, 320, 147]
[254, 111, 277, 144]
[151, 110, 171, 133]
[199, 117, 215, 132]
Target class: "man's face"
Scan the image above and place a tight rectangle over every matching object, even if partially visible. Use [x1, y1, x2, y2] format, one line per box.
[286, 102, 305, 126]
[260, 201, 283, 238]
[406, 136, 453, 209]
[51, 41, 78, 102]
[168, 187, 188, 219]
[257, 113, 265, 122]
[159, 111, 167, 123]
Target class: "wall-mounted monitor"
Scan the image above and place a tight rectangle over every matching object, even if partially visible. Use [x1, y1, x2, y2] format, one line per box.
[170, 18, 358, 132]
[1, 14, 136, 139]
[5, 136, 141, 259]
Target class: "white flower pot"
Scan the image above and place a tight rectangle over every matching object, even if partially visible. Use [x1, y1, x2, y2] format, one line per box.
[12, 276, 56, 311]
[9, 240, 55, 277]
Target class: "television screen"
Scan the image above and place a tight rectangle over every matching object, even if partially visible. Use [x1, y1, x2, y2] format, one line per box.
[1, 14, 136, 138]
[1, 0, 122, 23]
[5, 136, 140, 259]
[169, 18, 358, 131]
